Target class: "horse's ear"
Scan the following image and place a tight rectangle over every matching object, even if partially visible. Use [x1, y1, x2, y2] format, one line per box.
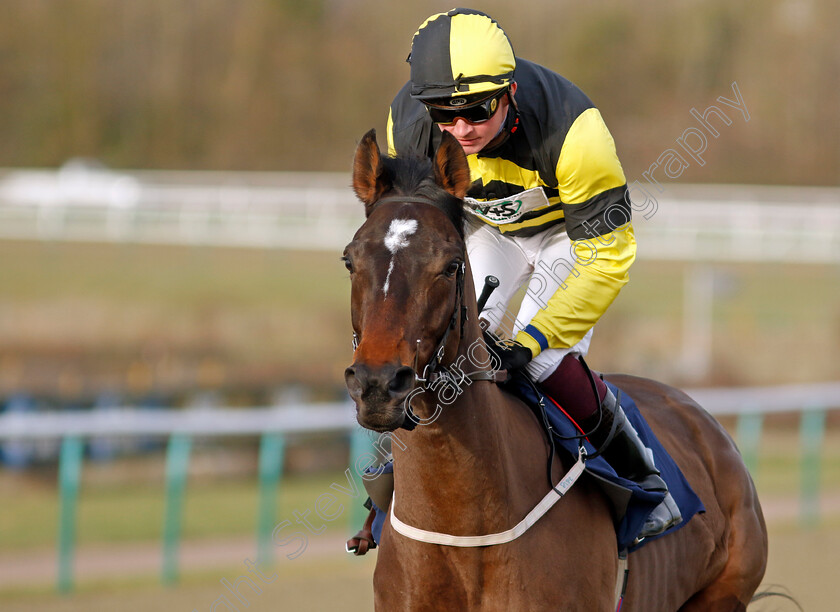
[353, 129, 390, 216]
[434, 131, 471, 200]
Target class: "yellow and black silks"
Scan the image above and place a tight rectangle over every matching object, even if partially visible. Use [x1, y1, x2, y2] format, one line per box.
[387, 58, 636, 353]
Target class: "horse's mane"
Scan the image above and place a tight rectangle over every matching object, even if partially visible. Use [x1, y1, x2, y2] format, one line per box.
[379, 153, 466, 238]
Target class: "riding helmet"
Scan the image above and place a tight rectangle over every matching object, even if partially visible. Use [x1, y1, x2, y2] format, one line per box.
[407, 8, 515, 106]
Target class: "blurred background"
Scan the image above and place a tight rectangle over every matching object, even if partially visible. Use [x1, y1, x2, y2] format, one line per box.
[0, 0, 837, 610]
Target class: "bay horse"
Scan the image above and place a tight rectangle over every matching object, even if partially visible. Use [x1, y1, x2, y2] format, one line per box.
[343, 128, 767, 611]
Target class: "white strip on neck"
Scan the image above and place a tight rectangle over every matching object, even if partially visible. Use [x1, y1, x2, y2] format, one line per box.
[389, 448, 587, 547]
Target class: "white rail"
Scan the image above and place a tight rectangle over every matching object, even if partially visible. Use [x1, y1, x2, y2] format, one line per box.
[683, 382, 840, 414]
[1, 165, 839, 262]
[0, 403, 357, 441]
[1, 382, 837, 441]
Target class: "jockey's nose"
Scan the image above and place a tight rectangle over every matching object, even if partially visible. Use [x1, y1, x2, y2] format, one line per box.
[449, 117, 474, 136]
[345, 363, 416, 402]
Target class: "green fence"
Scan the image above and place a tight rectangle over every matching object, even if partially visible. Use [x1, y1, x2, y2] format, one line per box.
[50, 426, 376, 593]
[0, 390, 835, 593]
[734, 407, 828, 528]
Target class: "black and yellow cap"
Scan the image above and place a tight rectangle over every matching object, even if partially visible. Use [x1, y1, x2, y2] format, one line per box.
[408, 8, 515, 103]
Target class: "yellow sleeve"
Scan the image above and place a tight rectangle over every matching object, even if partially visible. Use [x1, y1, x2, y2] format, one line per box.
[514, 106, 634, 355]
[516, 223, 636, 354]
[555, 107, 626, 205]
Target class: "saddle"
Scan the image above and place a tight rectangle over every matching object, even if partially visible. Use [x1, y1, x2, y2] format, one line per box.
[505, 373, 704, 551]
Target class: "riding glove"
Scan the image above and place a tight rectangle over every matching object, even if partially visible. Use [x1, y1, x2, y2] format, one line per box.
[483, 330, 533, 373]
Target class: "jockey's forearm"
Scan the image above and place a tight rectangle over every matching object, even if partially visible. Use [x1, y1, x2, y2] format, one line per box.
[516, 222, 636, 355]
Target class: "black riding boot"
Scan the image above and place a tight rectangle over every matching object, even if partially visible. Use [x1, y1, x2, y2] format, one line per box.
[583, 388, 682, 540]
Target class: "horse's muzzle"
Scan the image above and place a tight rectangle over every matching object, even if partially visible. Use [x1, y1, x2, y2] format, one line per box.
[345, 362, 415, 431]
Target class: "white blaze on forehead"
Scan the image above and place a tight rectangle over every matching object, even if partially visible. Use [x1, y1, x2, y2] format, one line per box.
[382, 218, 418, 296]
[384, 218, 418, 253]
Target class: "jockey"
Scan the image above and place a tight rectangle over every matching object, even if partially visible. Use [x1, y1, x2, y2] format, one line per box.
[347, 8, 680, 554]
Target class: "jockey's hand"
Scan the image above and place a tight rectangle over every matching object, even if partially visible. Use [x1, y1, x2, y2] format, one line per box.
[483, 330, 533, 373]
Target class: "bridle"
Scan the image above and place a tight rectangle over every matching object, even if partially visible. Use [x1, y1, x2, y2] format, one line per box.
[412, 258, 467, 387]
[350, 194, 495, 430]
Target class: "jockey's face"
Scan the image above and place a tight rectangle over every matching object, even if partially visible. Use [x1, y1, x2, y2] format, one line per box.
[437, 83, 517, 155]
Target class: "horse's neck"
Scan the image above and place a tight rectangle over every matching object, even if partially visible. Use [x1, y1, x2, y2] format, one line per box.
[391, 331, 549, 534]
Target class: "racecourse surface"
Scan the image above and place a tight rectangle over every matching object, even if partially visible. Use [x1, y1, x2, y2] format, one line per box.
[1, 498, 837, 611]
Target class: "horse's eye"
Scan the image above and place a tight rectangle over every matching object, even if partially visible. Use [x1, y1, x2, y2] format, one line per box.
[341, 256, 354, 273]
[445, 260, 461, 277]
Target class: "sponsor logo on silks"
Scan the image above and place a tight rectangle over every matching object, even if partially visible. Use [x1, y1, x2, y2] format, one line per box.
[464, 187, 550, 225]
[473, 198, 523, 222]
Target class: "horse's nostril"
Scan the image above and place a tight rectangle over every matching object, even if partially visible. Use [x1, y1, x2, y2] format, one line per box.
[389, 366, 416, 396]
[345, 365, 365, 396]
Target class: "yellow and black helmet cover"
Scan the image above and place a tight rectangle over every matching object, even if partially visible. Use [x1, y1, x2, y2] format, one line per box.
[408, 8, 515, 104]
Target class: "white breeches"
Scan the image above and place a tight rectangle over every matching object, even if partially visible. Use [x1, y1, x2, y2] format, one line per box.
[465, 215, 593, 382]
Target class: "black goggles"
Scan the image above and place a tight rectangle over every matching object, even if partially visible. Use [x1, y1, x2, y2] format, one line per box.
[425, 88, 508, 125]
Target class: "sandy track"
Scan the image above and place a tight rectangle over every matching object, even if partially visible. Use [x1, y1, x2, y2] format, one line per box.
[2, 494, 839, 591]
[0, 532, 349, 590]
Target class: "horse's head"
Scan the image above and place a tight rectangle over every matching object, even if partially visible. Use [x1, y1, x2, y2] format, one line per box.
[343, 129, 472, 432]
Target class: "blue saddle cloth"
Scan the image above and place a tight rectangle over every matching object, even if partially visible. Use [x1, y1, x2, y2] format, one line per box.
[369, 376, 704, 553]
[511, 375, 704, 551]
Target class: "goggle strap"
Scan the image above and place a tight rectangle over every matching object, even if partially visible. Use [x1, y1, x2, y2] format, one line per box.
[411, 71, 514, 95]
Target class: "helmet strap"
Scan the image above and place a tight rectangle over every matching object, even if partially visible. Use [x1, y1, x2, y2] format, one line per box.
[479, 96, 519, 155]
